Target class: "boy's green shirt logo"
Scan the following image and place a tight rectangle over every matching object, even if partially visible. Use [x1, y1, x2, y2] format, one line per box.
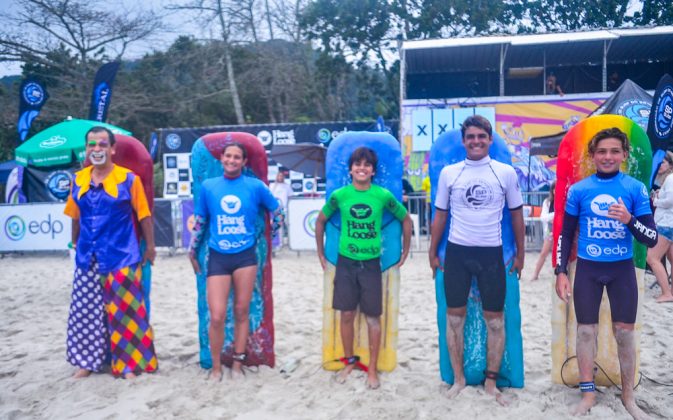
[350, 204, 372, 219]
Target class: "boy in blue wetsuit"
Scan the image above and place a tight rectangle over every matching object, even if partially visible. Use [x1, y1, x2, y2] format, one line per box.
[555, 128, 657, 419]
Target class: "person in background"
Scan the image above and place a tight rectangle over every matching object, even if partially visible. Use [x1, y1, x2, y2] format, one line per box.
[421, 175, 431, 233]
[402, 177, 417, 214]
[271, 171, 293, 250]
[531, 181, 556, 280]
[646, 151, 673, 303]
[546, 73, 564, 96]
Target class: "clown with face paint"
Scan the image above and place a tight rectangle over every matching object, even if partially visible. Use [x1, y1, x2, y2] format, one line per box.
[64, 126, 157, 379]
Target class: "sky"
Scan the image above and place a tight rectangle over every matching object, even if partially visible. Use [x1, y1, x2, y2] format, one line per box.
[0, 0, 202, 77]
[0, 0, 647, 78]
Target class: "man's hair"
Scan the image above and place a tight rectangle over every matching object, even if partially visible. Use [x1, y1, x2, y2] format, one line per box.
[461, 115, 492, 138]
[587, 127, 630, 155]
[85, 126, 116, 146]
[348, 147, 378, 170]
[222, 142, 247, 159]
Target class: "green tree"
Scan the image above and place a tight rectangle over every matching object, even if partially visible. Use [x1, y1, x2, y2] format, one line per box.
[524, 0, 631, 31]
[633, 0, 673, 25]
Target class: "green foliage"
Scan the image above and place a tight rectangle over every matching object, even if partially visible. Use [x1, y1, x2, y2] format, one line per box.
[633, 0, 673, 25]
[2, 0, 673, 163]
[525, 0, 631, 31]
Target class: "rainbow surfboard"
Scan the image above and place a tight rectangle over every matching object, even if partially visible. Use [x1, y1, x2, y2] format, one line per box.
[551, 115, 651, 386]
[191, 132, 275, 369]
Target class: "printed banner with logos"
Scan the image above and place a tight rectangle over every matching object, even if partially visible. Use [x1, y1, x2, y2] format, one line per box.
[401, 94, 613, 192]
[153, 199, 176, 248]
[163, 153, 193, 197]
[181, 199, 194, 249]
[157, 121, 398, 157]
[158, 121, 396, 198]
[0, 203, 71, 251]
[88, 62, 120, 122]
[17, 77, 49, 144]
[23, 165, 76, 203]
[287, 197, 324, 251]
[648, 74, 673, 152]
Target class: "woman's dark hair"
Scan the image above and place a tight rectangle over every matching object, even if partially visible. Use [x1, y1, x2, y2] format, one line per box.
[222, 142, 247, 159]
[85, 126, 116, 146]
[348, 147, 378, 170]
[587, 127, 630, 155]
[461, 115, 492, 138]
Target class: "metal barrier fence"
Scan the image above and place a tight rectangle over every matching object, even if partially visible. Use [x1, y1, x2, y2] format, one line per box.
[403, 191, 551, 252]
[154, 191, 553, 254]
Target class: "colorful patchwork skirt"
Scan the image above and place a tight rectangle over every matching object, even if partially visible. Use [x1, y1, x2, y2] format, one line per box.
[101, 264, 158, 376]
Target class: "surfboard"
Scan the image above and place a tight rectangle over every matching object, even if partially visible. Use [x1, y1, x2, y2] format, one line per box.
[429, 129, 524, 388]
[551, 114, 651, 386]
[322, 131, 403, 372]
[86, 134, 155, 319]
[191, 132, 275, 369]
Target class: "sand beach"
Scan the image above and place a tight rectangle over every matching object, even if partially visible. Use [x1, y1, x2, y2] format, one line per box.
[1, 249, 672, 419]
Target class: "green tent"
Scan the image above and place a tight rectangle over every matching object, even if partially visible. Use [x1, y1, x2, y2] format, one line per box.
[15, 118, 131, 167]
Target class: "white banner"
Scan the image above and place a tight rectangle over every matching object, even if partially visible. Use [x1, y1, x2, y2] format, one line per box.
[0, 203, 71, 251]
[287, 197, 324, 251]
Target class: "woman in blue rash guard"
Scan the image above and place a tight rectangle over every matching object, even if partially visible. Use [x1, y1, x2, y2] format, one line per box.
[188, 142, 282, 380]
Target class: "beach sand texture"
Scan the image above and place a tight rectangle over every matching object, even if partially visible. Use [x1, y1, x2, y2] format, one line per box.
[1, 250, 672, 419]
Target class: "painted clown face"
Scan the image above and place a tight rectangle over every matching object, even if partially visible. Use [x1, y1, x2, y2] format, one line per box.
[86, 131, 115, 167]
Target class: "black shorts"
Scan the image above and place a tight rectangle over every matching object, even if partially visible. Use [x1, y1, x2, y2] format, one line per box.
[333, 255, 382, 317]
[573, 258, 638, 325]
[207, 246, 257, 276]
[443, 242, 506, 312]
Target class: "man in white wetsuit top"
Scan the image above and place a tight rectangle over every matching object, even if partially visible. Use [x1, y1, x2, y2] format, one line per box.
[428, 115, 525, 406]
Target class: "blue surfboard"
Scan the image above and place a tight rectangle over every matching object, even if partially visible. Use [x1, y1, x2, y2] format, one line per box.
[429, 129, 524, 388]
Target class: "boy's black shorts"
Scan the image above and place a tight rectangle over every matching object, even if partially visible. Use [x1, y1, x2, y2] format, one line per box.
[443, 242, 506, 312]
[333, 255, 382, 317]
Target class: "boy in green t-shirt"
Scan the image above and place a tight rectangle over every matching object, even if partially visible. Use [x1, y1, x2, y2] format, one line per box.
[315, 147, 412, 389]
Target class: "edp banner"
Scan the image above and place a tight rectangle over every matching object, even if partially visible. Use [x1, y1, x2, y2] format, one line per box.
[287, 197, 324, 251]
[0, 203, 71, 251]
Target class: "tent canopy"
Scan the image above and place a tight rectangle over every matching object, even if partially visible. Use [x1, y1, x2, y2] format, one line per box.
[403, 26, 673, 98]
[15, 118, 131, 167]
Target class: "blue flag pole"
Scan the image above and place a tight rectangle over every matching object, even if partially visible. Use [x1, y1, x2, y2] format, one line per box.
[17, 77, 49, 145]
[88, 62, 121, 122]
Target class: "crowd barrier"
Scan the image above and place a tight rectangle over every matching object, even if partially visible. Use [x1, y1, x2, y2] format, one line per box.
[0, 191, 549, 254]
